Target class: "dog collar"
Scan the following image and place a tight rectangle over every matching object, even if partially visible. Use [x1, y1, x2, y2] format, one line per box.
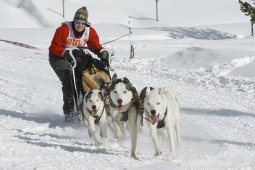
[88, 106, 105, 124]
[157, 108, 168, 129]
[109, 98, 133, 122]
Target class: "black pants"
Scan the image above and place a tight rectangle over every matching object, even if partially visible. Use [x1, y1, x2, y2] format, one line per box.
[49, 53, 91, 115]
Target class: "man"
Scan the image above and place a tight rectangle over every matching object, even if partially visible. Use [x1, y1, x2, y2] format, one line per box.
[49, 6, 109, 123]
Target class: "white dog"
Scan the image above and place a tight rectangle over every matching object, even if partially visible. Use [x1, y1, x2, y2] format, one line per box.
[141, 87, 180, 157]
[108, 74, 140, 159]
[82, 89, 107, 146]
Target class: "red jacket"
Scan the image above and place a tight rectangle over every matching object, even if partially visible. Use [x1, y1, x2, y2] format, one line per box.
[49, 22, 102, 58]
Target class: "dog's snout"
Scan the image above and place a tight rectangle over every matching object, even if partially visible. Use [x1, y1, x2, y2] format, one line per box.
[117, 99, 123, 104]
[151, 110, 156, 115]
[92, 105, 96, 110]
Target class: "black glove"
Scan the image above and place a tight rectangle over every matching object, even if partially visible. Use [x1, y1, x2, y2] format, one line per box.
[98, 51, 109, 66]
[72, 49, 85, 61]
[64, 49, 85, 66]
[63, 50, 75, 66]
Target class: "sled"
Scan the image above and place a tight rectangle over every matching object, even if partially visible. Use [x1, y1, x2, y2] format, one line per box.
[82, 59, 111, 91]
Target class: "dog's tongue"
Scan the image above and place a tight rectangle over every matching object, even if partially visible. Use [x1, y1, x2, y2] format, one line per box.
[92, 109, 98, 115]
[117, 105, 124, 111]
[151, 115, 158, 125]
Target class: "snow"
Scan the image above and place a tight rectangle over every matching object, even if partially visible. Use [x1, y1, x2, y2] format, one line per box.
[0, 0, 255, 169]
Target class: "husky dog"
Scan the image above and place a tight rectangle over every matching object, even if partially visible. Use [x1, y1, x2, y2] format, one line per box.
[141, 87, 180, 157]
[108, 74, 140, 159]
[82, 89, 107, 146]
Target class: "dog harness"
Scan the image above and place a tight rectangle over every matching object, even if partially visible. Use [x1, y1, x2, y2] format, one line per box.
[142, 108, 168, 129]
[87, 106, 105, 124]
[156, 108, 168, 129]
[109, 97, 134, 122]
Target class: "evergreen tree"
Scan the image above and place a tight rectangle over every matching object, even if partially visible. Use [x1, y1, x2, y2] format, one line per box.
[239, 0, 255, 36]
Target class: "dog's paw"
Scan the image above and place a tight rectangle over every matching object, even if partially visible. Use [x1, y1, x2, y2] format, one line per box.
[137, 126, 143, 133]
[114, 131, 122, 139]
[131, 153, 139, 160]
[95, 137, 103, 146]
[171, 153, 177, 159]
[154, 150, 162, 157]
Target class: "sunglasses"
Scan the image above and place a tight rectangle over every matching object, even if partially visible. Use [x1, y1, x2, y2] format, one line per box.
[74, 20, 86, 25]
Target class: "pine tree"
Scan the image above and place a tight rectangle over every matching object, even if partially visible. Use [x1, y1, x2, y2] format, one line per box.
[239, 0, 255, 36]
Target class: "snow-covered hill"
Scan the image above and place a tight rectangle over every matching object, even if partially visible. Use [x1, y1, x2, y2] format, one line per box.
[0, 0, 250, 28]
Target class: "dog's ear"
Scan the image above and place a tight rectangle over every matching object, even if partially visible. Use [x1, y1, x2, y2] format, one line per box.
[159, 87, 170, 96]
[131, 86, 141, 112]
[84, 91, 92, 102]
[158, 88, 162, 96]
[112, 73, 117, 81]
[98, 91, 104, 101]
[140, 87, 148, 101]
[145, 87, 152, 96]
[123, 77, 130, 84]
[131, 86, 139, 101]
[84, 91, 89, 98]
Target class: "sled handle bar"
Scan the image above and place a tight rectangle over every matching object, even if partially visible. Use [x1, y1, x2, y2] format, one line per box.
[66, 47, 115, 72]
[65, 47, 78, 69]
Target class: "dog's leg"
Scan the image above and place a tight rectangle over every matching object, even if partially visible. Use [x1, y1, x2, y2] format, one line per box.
[159, 129, 167, 142]
[82, 118, 92, 137]
[166, 126, 176, 158]
[88, 129, 92, 138]
[120, 122, 126, 138]
[148, 124, 162, 156]
[112, 111, 122, 139]
[100, 122, 107, 138]
[87, 117, 103, 146]
[113, 120, 122, 139]
[106, 115, 115, 136]
[127, 110, 138, 159]
[137, 114, 143, 133]
[175, 119, 181, 144]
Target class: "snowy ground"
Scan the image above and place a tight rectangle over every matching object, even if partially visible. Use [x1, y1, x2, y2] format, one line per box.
[0, 26, 255, 170]
[0, 0, 255, 169]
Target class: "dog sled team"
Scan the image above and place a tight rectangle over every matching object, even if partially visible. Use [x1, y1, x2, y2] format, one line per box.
[82, 74, 181, 160]
[49, 6, 181, 160]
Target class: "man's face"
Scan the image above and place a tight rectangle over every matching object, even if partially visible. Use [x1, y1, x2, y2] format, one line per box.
[74, 20, 86, 32]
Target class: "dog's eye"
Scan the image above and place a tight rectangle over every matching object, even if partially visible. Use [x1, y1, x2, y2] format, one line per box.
[123, 91, 127, 94]
[113, 91, 117, 94]
[147, 103, 150, 106]
[156, 102, 160, 105]
[89, 99, 92, 102]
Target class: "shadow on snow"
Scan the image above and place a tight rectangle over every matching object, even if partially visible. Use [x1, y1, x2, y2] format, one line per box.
[181, 107, 255, 118]
[15, 134, 116, 155]
[0, 109, 69, 128]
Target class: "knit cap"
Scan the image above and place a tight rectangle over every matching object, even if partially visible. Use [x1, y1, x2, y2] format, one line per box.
[74, 6, 90, 25]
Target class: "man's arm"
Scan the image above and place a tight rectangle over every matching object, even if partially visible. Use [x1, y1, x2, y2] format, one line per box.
[49, 25, 69, 58]
[87, 27, 103, 56]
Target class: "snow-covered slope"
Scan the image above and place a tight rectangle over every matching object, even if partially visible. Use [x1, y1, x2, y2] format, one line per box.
[0, 0, 249, 28]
